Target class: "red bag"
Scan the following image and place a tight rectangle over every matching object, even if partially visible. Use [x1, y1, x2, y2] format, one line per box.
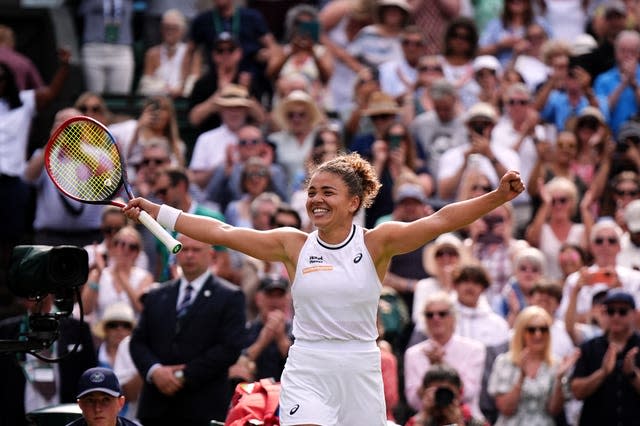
[224, 378, 281, 426]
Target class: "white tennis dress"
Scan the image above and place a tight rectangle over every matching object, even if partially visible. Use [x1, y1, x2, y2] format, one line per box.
[279, 224, 387, 426]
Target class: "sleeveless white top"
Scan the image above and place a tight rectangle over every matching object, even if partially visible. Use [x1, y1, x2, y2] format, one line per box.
[292, 224, 382, 342]
[157, 42, 187, 91]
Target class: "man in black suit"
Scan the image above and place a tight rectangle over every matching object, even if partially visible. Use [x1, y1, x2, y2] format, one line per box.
[0, 296, 97, 426]
[130, 233, 246, 425]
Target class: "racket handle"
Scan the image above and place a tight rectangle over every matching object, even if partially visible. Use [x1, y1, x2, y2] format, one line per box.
[138, 210, 183, 254]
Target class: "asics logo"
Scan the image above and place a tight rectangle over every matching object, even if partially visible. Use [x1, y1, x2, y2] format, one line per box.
[353, 252, 362, 263]
[289, 404, 300, 415]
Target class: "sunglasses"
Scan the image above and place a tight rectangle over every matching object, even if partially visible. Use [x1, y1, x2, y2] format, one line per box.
[424, 310, 450, 319]
[114, 240, 140, 251]
[578, 118, 599, 130]
[557, 141, 577, 150]
[552, 197, 569, 206]
[155, 187, 169, 197]
[371, 114, 395, 121]
[287, 111, 307, 120]
[525, 325, 549, 335]
[606, 306, 631, 317]
[419, 65, 443, 72]
[518, 264, 540, 273]
[593, 236, 618, 245]
[471, 184, 492, 193]
[247, 170, 269, 178]
[451, 32, 471, 41]
[79, 104, 103, 114]
[615, 189, 639, 197]
[402, 39, 424, 47]
[142, 157, 169, 166]
[239, 138, 261, 146]
[475, 69, 496, 77]
[215, 47, 236, 54]
[105, 321, 133, 330]
[435, 248, 459, 258]
[101, 226, 122, 236]
[507, 99, 529, 106]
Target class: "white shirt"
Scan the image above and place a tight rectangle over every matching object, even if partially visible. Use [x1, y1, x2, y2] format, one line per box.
[455, 301, 510, 348]
[618, 233, 640, 271]
[0, 90, 36, 176]
[379, 57, 417, 98]
[189, 124, 238, 172]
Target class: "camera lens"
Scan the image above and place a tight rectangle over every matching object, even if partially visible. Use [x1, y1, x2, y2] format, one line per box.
[434, 387, 455, 407]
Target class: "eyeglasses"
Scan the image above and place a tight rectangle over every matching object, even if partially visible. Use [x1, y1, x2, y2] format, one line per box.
[78, 104, 103, 114]
[239, 138, 261, 146]
[435, 248, 459, 258]
[214, 47, 236, 54]
[525, 325, 549, 335]
[451, 31, 471, 41]
[247, 170, 269, 178]
[114, 240, 140, 251]
[142, 157, 169, 166]
[101, 226, 122, 236]
[518, 264, 540, 273]
[507, 99, 529, 106]
[287, 111, 307, 120]
[371, 114, 395, 121]
[105, 321, 133, 330]
[471, 184, 492, 192]
[557, 141, 577, 150]
[402, 39, 424, 47]
[419, 65, 443, 72]
[552, 197, 569, 206]
[615, 188, 639, 197]
[606, 306, 631, 317]
[424, 310, 450, 319]
[593, 236, 619, 245]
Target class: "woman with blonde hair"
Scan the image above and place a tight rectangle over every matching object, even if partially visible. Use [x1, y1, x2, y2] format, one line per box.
[526, 176, 588, 280]
[488, 305, 567, 426]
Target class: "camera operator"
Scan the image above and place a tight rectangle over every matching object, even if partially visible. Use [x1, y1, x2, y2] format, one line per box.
[406, 364, 487, 426]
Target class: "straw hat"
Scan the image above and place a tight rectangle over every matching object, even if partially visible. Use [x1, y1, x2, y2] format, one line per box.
[273, 90, 324, 129]
[214, 84, 253, 108]
[377, 0, 411, 13]
[362, 91, 400, 116]
[422, 233, 469, 276]
[464, 102, 498, 123]
[92, 302, 136, 339]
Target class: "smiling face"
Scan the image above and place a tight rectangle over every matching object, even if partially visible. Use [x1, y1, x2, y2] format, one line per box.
[305, 171, 359, 233]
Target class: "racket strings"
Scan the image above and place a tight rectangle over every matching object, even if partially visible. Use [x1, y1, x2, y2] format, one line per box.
[48, 121, 123, 202]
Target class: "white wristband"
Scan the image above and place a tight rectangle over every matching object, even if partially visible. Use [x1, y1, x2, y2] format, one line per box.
[157, 204, 182, 232]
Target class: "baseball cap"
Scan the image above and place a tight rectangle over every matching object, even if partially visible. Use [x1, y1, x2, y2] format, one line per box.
[603, 289, 636, 309]
[604, 1, 626, 17]
[258, 275, 289, 293]
[625, 199, 640, 232]
[214, 31, 238, 48]
[394, 183, 426, 204]
[76, 367, 122, 399]
[618, 121, 640, 142]
[472, 55, 502, 75]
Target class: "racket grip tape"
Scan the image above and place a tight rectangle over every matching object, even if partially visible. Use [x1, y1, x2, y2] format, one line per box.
[138, 210, 183, 253]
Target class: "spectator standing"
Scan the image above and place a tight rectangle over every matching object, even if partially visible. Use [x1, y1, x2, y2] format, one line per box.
[378, 26, 424, 101]
[571, 289, 640, 426]
[138, 9, 200, 98]
[404, 292, 486, 417]
[499, 247, 546, 326]
[441, 17, 481, 109]
[619, 199, 640, 270]
[0, 25, 43, 90]
[487, 306, 568, 426]
[78, 0, 135, 94]
[130, 233, 247, 425]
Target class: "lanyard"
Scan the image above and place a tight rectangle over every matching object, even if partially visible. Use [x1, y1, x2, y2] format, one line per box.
[103, 0, 123, 24]
[212, 8, 240, 39]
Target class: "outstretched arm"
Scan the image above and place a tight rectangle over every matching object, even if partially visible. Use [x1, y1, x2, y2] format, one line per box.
[122, 198, 306, 267]
[368, 171, 524, 270]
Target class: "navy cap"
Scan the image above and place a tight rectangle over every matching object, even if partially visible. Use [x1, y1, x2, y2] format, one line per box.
[76, 367, 121, 399]
[603, 289, 636, 309]
[214, 31, 239, 47]
[258, 275, 289, 293]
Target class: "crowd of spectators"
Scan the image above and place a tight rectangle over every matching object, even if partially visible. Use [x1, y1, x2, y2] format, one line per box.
[4, 0, 640, 425]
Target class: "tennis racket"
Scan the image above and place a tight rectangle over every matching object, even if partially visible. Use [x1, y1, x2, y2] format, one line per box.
[44, 116, 182, 254]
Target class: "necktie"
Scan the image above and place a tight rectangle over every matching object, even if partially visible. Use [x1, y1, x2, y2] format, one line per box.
[177, 283, 193, 318]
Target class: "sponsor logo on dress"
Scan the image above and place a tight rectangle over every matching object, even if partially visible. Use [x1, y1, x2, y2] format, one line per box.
[353, 252, 362, 263]
[289, 404, 300, 415]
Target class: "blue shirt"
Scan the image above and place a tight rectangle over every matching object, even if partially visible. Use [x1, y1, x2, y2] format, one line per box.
[540, 90, 610, 131]
[594, 66, 640, 135]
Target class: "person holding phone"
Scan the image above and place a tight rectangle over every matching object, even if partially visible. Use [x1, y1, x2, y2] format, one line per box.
[123, 151, 524, 425]
[437, 102, 520, 201]
[267, 5, 333, 106]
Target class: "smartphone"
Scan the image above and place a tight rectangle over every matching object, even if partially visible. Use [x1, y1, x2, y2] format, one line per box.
[587, 269, 616, 285]
[470, 121, 488, 136]
[295, 20, 320, 43]
[388, 134, 403, 149]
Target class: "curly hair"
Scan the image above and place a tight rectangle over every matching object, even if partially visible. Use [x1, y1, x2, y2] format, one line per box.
[309, 152, 381, 211]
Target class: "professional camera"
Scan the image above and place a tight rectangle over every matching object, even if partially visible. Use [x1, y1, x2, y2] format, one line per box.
[1, 245, 88, 355]
[434, 386, 455, 408]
